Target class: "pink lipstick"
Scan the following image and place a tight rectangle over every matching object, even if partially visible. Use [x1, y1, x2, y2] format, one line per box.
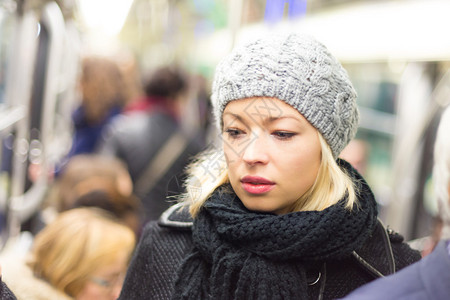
[241, 176, 275, 194]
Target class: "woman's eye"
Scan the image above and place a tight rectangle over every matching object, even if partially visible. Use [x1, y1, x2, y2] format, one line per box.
[273, 131, 296, 140]
[225, 128, 244, 138]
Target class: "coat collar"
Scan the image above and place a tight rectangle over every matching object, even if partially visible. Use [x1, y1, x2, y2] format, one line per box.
[352, 218, 396, 277]
[158, 202, 193, 229]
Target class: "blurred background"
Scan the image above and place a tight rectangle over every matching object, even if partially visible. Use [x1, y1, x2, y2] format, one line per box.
[1, 0, 450, 249]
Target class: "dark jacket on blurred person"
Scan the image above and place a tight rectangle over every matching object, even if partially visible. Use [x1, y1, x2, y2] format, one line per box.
[68, 105, 121, 156]
[342, 241, 450, 300]
[118, 166, 421, 300]
[98, 67, 203, 222]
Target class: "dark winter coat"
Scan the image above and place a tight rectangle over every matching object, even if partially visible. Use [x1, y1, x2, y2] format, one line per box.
[119, 204, 421, 300]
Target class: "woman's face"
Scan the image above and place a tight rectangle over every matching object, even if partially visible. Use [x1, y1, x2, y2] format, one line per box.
[75, 251, 129, 300]
[222, 97, 321, 215]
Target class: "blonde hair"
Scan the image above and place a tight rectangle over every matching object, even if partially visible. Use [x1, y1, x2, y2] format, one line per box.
[293, 134, 357, 211]
[181, 133, 357, 217]
[28, 208, 136, 297]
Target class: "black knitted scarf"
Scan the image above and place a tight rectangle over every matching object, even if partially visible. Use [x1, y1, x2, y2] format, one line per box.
[172, 161, 378, 300]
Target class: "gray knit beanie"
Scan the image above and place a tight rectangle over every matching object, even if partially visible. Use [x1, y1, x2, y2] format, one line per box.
[211, 34, 359, 158]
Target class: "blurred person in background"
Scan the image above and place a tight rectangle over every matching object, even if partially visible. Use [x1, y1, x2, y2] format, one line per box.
[24, 56, 131, 235]
[98, 65, 204, 222]
[342, 105, 450, 300]
[118, 34, 420, 300]
[53, 56, 128, 176]
[0, 207, 136, 300]
[45, 154, 143, 236]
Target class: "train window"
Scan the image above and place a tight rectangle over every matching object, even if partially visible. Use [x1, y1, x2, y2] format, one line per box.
[344, 63, 398, 207]
[0, 4, 15, 107]
[0, 2, 17, 245]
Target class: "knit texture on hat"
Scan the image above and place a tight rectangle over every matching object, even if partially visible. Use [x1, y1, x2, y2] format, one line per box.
[211, 34, 359, 157]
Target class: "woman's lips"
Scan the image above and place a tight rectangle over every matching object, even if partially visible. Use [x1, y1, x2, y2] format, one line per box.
[241, 176, 275, 194]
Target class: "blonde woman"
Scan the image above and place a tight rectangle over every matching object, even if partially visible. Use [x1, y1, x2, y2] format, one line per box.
[119, 34, 420, 300]
[1, 208, 135, 299]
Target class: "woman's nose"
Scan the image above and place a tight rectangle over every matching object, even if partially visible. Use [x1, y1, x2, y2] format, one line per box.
[242, 134, 269, 165]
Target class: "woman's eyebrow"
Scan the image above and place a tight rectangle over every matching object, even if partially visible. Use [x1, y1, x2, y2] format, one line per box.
[264, 115, 303, 125]
[223, 112, 302, 125]
[222, 112, 244, 123]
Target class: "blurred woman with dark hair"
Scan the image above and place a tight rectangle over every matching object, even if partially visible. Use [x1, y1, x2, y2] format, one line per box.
[124, 66, 187, 114]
